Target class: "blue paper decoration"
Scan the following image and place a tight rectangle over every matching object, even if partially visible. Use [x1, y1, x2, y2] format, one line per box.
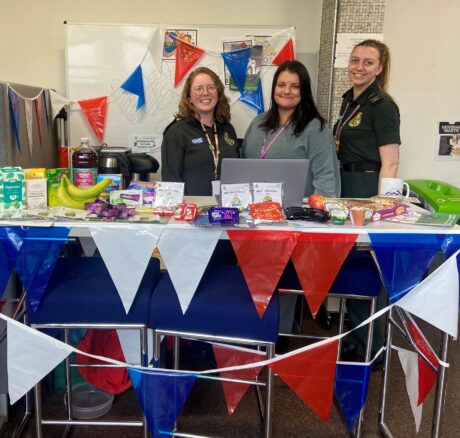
[334, 363, 371, 431]
[120, 65, 146, 110]
[240, 79, 265, 114]
[368, 233, 445, 303]
[129, 367, 196, 438]
[442, 234, 460, 259]
[14, 227, 69, 311]
[8, 88, 21, 150]
[0, 227, 24, 297]
[221, 48, 251, 95]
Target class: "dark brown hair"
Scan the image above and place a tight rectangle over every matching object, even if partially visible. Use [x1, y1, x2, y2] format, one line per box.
[260, 60, 325, 135]
[176, 67, 231, 123]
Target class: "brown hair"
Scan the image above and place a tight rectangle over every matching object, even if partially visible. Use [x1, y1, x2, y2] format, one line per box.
[176, 67, 231, 123]
[353, 39, 391, 91]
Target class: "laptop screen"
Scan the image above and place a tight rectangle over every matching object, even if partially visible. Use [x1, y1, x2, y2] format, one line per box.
[220, 158, 310, 207]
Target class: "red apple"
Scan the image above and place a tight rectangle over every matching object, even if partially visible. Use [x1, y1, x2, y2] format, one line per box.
[308, 194, 326, 210]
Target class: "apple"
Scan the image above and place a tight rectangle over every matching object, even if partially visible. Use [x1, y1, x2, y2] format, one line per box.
[308, 194, 326, 210]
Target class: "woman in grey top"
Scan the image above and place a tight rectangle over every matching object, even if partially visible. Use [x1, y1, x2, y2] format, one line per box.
[242, 60, 340, 198]
[243, 60, 340, 345]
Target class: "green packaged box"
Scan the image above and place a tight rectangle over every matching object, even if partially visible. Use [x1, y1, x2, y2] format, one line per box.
[47, 168, 69, 206]
[0, 167, 25, 211]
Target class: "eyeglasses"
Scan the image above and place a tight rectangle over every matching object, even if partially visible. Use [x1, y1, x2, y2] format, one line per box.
[191, 84, 218, 95]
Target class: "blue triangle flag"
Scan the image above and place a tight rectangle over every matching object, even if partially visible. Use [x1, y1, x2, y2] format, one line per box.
[14, 227, 69, 311]
[120, 64, 146, 110]
[221, 47, 250, 94]
[368, 233, 445, 303]
[129, 367, 196, 438]
[240, 79, 265, 114]
[334, 363, 371, 431]
[0, 227, 25, 297]
[442, 234, 460, 258]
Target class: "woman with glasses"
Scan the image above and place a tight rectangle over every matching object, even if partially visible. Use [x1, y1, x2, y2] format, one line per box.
[161, 66, 239, 195]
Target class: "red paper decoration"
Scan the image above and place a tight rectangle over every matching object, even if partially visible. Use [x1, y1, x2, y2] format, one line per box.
[272, 39, 295, 65]
[174, 38, 205, 87]
[78, 96, 108, 142]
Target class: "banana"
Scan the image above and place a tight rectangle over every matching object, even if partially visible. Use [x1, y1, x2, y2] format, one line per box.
[62, 174, 111, 200]
[57, 179, 97, 209]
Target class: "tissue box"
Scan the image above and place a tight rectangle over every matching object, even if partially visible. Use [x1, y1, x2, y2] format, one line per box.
[0, 167, 25, 211]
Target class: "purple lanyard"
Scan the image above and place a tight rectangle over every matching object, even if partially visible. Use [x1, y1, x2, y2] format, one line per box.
[260, 121, 290, 159]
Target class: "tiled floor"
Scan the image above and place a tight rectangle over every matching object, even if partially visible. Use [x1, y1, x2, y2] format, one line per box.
[2, 317, 459, 437]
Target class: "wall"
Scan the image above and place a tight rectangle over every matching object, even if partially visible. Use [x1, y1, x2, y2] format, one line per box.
[0, 0, 322, 94]
[384, 0, 460, 186]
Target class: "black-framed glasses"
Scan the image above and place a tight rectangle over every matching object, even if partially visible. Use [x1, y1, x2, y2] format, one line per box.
[284, 207, 330, 222]
[191, 84, 218, 95]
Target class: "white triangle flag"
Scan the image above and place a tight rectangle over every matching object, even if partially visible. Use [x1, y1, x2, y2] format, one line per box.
[397, 347, 423, 432]
[3, 315, 73, 404]
[397, 253, 459, 338]
[24, 100, 34, 157]
[116, 328, 153, 365]
[49, 90, 69, 120]
[79, 236, 97, 257]
[90, 226, 161, 313]
[148, 24, 166, 71]
[157, 228, 223, 314]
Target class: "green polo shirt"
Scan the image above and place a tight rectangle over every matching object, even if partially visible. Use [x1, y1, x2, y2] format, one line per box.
[334, 81, 401, 165]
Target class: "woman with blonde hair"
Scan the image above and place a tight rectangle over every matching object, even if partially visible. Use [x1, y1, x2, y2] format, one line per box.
[161, 67, 239, 195]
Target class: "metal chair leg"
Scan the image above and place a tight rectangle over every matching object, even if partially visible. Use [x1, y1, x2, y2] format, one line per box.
[264, 343, 275, 438]
[379, 307, 394, 437]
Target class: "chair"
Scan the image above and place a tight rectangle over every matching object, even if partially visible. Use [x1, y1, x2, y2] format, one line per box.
[27, 256, 162, 438]
[277, 248, 383, 437]
[149, 264, 279, 438]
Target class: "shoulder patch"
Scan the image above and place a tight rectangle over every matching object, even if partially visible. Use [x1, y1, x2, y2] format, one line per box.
[368, 92, 383, 105]
[224, 131, 235, 146]
[191, 137, 204, 144]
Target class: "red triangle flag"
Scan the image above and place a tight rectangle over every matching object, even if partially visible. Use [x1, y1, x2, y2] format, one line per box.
[269, 339, 339, 421]
[78, 96, 108, 142]
[417, 355, 437, 406]
[212, 344, 265, 415]
[291, 233, 357, 318]
[272, 39, 295, 65]
[174, 38, 205, 87]
[227, 230, 297, 318]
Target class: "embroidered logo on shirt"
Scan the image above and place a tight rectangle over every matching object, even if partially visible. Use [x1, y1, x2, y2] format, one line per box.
[349, 112, 362, 127]
[224, 132, 235, 146]
[192, 137, 204, 144]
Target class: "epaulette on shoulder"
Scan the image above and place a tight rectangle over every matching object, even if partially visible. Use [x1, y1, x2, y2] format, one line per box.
[368, 92, 383, 105]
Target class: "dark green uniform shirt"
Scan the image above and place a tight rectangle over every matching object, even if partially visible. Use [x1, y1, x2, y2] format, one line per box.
[161, 117, 239, 196]
[335, 80, 400, 165]
[333, 81, 401, 197]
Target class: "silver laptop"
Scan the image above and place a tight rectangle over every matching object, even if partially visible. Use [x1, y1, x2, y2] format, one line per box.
[220, 158, 310, 207]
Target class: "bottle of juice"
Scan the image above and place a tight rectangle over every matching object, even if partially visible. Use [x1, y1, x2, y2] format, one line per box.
[72, 138, 98, 188]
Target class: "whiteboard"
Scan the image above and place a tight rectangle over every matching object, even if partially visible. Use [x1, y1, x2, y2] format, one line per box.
[65, 22, 295, 152]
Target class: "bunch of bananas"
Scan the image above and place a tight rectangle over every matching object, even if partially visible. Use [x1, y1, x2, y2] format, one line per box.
[57, 174, 111, 209]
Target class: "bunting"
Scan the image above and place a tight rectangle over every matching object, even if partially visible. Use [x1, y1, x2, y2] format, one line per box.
[24, 100, 34, 157]
[34, 97, 44, 147]
[269, 339, 339, 421]
[334, 363, 372, 431]
[174, 37, 205, 87]
[49, 90, 69, 120]
[14, 227, 69, 311]
[262, 27, 296, 66]
[0, 227, 24, 296]
[212, 344, 265, 415]
[221, 47, 251, 94]
[8, 87, 20, 150]
[240, 79, 265, 114]
[90, 226, 161, 313]
[291, 233, 357, 318]
[78, 96, 108, 142]
[121, 64, 146, 110]
[128, 367, 196, 438]
[272, 39, 295, 65]
[368, 233, 445, 302]
[148, 24, 166, 70]
[397, 251, 459, 338]
[227, 230, 296, 318]
[157, 228, 222, 314]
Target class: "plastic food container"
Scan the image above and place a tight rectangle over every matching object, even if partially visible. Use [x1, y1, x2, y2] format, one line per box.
[64, 381, 114, 420]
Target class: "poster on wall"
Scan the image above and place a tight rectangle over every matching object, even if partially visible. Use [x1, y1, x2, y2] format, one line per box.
[435, 121, 460, 160]
[163, 29, 198, 60]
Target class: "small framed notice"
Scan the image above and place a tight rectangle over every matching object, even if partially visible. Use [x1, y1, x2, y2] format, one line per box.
[435, 121, 460, 160]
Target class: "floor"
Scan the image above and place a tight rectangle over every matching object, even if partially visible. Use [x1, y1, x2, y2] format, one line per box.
[1, 315, 459, 438]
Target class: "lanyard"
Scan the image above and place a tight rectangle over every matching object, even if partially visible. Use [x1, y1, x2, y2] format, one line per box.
[260, 121, 291, 159]
[334, 102, 360, 150]
[200, 122, 219, 179]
